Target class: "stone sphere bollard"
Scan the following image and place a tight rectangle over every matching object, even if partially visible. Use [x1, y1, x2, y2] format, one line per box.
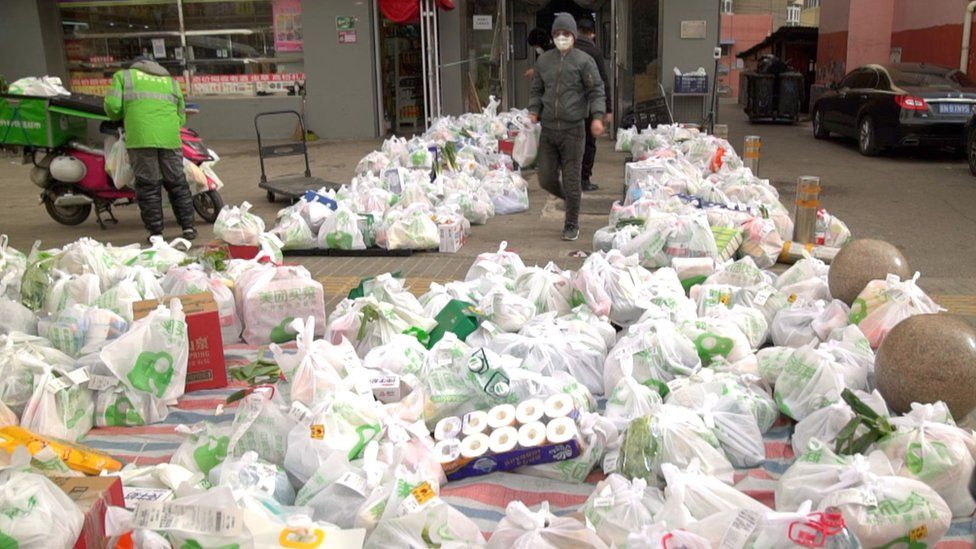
[876, 314, 976, 419]
[828, 239, 911, 305]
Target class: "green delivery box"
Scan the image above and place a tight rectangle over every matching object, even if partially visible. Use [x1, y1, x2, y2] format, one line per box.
[0, 94, 87, 148]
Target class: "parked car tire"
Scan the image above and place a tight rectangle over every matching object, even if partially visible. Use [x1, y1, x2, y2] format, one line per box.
[858, 116, 882, 156]
[812, 106, 829, 139]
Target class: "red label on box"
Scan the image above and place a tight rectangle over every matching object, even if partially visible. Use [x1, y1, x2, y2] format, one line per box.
[52, 476, 124, 549]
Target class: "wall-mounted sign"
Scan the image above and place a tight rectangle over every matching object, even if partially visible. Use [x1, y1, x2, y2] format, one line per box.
[680, 20, 707, 39]
[339, 30, 358, 44]
[473, 15, 493, 30]
[337, 16, 356, 30]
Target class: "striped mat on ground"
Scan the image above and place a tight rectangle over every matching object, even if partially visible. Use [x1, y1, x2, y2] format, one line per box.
[79, 345, 976, 546]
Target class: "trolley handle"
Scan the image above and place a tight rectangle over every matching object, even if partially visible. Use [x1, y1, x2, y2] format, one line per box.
[254, 110, 311, 182]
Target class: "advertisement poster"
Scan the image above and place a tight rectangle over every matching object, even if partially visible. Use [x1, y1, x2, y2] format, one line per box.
[273, 0, 303, 52]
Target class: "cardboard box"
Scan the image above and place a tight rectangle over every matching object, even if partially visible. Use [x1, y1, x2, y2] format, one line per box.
[206, 240, 259, 260]
[438, 219, 464, 253]
[52, 475, 124, 549]
[133, 293, 227, 392]
[624, 162, 665, 186]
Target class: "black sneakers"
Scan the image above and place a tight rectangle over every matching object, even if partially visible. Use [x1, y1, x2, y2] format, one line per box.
[561, 224, 580, 241]
[581, 180, 600, 192]
[182, 227, 198, 241]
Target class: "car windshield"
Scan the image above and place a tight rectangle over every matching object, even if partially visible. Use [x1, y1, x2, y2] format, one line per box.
[889, 66, 976, 89]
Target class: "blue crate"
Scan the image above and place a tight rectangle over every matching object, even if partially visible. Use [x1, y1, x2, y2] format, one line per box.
[674, 74, 709, 94]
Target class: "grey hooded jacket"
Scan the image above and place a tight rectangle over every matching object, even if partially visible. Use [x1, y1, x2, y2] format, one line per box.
[528, 47, 606, 130]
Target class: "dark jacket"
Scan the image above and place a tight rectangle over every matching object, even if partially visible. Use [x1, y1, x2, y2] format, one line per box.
[574, 36, 612, 114]
[529, 48, 607, 130]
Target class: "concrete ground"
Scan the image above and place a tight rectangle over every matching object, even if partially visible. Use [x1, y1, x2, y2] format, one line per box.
[2, 101, 975, 321]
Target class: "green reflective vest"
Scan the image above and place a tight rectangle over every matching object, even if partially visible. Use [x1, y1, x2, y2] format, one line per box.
[104, 68, 186, 149]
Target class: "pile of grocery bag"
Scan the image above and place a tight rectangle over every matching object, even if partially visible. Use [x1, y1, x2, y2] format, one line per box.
[0, 125, 967, 548]
[264, 98, 534, 252]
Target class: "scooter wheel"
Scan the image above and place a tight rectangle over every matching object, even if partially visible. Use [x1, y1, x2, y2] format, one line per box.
[266, 190, 276, 203]
[44, 185, 92, 226]
[193, 190, 224, 224]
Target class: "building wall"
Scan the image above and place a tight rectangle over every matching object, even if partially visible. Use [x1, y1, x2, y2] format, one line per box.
[720, 13, 774, 98]
[800, 6, 820, 27]
[891, 0, 973, 72]
[0, 0, 67, 82]
[847, 0, 894, 70]
[660, 0, 720, 123]
[302, 0, 378, 139]
[733, 0, 790, 31]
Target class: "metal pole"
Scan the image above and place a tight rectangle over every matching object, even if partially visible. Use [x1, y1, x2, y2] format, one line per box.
[793, 175, 821, 244]
[176, 0, 189, 94]
[373, 0, 386, 136]
[432, 0, 442, 118]
[420, 0, 430, 129]
[743, 135, 761, 175]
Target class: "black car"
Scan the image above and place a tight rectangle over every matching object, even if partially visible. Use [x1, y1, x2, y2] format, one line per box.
[812, 63, 976, 156]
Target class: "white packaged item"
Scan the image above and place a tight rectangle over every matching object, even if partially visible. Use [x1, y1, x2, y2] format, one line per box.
[774, 257, 830, 302]
[125, 236, 191, 274]
[272, 208, 316, 250]
[465, 241, 526, 282]
[603, 319, 701, 397]
[238, 264, 326, 345]
[161, 266, 241, 343]
[516, 410, 616, 483]
[214, 201, 266, 246]
[850, 273, 943, 349]
[582, 474, 664, 547]
[385, 204, 440, 250]
[0, 458, 85, 548]
[318, 204, 366, 250]
[657, 461, 770, 529]
[19, 369, 94, 442]
[100, 298, 188, 405]
[604, 375, 663, 432]
[877, 402, 976, 517]
[773, 344, 868, 421]
[487, 501, 609, 549]
[0, 297, 37, 335]
[225, 390, 295, 467]
[283, 390, 382, 484]
[792, 389, 888, 456]
[514, 263, 574, 316]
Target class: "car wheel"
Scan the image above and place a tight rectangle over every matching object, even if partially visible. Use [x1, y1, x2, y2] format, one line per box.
[858, 116, 882, 156]
[967, 132, 976, 176]
[812, 107, 829, 139]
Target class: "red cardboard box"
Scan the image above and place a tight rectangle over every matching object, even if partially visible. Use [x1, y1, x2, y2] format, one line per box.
[133, 293, 227, 392]
[52, 475, 124, 549]
[207, 240, 260, 260]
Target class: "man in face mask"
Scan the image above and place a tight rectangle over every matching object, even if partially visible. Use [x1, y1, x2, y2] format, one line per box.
[575, 18, 612, 192]
[528, 13, 606, 241]
[524, 28, 553, 79]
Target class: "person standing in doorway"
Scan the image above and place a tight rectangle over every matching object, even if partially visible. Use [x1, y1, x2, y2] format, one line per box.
[524, 27, 553, 79]
[529, 13, 606, 241]
[575, 18, 612, 192]
[104, 56, 196, 241]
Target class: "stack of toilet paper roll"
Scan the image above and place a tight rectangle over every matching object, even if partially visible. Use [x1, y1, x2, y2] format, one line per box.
[431, 394, 582, 478]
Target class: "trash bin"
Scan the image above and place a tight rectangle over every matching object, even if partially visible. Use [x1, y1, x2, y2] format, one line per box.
[741, 72, 776, 121]
[777, 72, 804, 120]
[740, 60, 802, 123]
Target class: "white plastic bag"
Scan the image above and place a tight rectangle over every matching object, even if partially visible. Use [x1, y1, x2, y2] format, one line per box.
[466, 241, 526, 282]
[0, 458, 85, 547]
[19, 369, 94, 442]
[773, 345, 868, 421]
[657, 461, 770, 529]
[487, 501, 608, 549]
[214, 201, 266, 246]
[100, 298, 188, 405]
[226, 389, 296, 467]
[385, 205, 439, 250]
[0, 297, 37, 335]
[238, 264, 326, 345]
[512, 124, 540, 167]
[603, 320, 701, 397]
[272, 209, 316, 250]
[514, 263, 574, 317]
[771, 299, 850, 348]
[318, 204, 366, 250]
[161, 266, 241, 343]
[125, 236, 191, 274]
[850, 273, 943, 349]
[605, 375, 663, 431]
[582, 474, 663, 547]
[106, 137, 135, 189]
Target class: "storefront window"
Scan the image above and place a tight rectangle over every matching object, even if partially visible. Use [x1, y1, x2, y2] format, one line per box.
[59, 0, 304, 98]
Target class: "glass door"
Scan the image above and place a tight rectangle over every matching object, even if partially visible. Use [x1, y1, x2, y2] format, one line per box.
[419, 0, 442, 127]
[465, 0, 508, 112]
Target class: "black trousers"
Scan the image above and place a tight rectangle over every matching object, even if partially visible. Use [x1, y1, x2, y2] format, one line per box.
[537, 123, 585, 227]
[581, 116, 597, 183]
[129, 147, 196, 234]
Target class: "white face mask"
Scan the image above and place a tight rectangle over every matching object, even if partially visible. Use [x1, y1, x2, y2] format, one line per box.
[553, 35, 574, 52]
[535, 46, 545, 55]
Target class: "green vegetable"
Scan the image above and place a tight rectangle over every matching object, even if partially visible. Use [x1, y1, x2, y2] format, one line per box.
[834, 388, 894, 455]
[619, 415, 659, 483]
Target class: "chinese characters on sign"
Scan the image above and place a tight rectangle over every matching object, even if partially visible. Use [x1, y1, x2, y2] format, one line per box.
[273, 0, 303, 52]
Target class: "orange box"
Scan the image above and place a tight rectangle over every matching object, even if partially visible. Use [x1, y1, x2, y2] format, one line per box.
[133, 293, 227, 392]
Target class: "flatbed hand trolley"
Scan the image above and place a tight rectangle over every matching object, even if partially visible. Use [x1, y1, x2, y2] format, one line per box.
[254, 110, 341, 203]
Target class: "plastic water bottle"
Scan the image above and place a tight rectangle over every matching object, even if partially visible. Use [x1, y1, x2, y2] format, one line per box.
[822, 507, 862, 549]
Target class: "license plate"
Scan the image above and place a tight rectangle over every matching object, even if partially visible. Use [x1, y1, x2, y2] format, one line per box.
[937, 103, 974, 114]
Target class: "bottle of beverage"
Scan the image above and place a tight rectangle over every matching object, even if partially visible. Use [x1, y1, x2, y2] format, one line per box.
[822, 507, 862, 549]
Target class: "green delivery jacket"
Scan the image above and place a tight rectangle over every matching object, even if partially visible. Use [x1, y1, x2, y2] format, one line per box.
[104, 59, 185, 149]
